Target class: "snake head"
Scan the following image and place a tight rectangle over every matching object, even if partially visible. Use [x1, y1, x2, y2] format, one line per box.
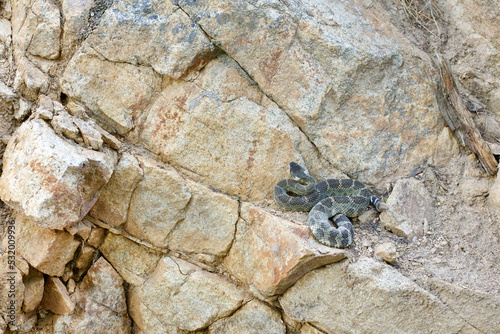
[289, 162, 310, 180]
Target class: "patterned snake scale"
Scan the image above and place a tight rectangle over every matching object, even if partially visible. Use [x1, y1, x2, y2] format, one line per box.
[274, 162, 388, 248]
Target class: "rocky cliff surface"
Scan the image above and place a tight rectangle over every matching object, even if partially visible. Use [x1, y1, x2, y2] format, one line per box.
[0, 0, 499, 333]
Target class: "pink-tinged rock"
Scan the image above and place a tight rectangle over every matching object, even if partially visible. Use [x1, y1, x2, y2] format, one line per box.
[224, 203, 346, 297]
[40, 277, 75, 315]
[0, 119, 116, 230]
[53, 257, 131, 333]
[2, 214, 80, 276]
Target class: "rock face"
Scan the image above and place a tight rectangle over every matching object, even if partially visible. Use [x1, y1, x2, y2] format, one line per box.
[128, 256, 246, 333]
[280, 257, 478, 334]
[0, 119, 116, 230]
[0, 0, 499, 332]
[225, 203, 346, 297]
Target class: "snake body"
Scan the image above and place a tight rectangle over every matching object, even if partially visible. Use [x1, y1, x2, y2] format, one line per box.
[274, 162, 387, 248]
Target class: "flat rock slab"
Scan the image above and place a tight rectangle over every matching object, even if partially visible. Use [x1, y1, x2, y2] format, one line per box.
[128, 256, 246, 333]
[224, 203, 346, 297]
[0, 118, 116, 230]
[280, 257, 479, 334]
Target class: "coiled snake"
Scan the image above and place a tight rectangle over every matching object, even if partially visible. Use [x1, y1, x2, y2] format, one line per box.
[274, 162, 388, 248]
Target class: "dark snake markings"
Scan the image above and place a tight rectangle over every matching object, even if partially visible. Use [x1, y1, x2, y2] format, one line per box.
[274, 162, 388, 248]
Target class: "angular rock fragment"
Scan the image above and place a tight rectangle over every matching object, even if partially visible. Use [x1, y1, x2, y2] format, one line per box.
[0, 119, 116, 230]
[41, 277, 75, 315]
[22, 268, 44, 313]
[91, 153, 143, 228]
[129, 256, 246, 333]
[280, 257, 477, 333]
[379, 178, 434, 239]
[53, 257, 131, 333]
[100, 233, 162, 286]
[224, 203, 346, 297]
[2, 214, 80, 276]
[124, 157, 191, 248]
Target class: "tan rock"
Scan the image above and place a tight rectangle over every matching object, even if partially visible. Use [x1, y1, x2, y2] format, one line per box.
[51, 110, 81, 141]
[26, 0, 61, 59]
[99, 233, 162, 286]
[73, 117, 104, 150]
[41, 277, 75, 315]
[129, 256, 246, 333]
[60, 46, 162, 135]
[0, 119, 116, 230]
[300, 323, 325, 334]
[65, 220, 92, 240]
[87, 0, 215, 79]
[208, 300, 286, 334]
[280, 257, 477, 334]
[124, 157, 191, 248]
[74, 245, 96, 280]
[22, 268, 44, 313]
[91, 153, 143, 228]
[61, 0, 94, 52]
[86, 225, 106, 248]
[53, 257, 131, 333]
[374, 242, 397, 264]
[136, 80, 300, 201]
[380, 178, 434, 239]
[178, 0, 442, 187]
[224, 203, 346, 297]
[422, 278, 500, 334]
[167, 179, 239, 256]
[3, 214, 80, 276]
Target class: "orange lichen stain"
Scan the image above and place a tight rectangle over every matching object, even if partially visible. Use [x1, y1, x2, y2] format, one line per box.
[260, 50, 283, 82]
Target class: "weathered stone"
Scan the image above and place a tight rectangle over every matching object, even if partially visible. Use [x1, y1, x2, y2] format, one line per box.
[380, 178, 434, 239]
[22, 268, 44, 313]
[53, 257, 131, 333]
[74, 245, 96, 280]
[0, 19, 11, 45]
[87, 0, 215, 79]
[2, 214, 80, 276]
[300, 323, 325, 334]
[136, 80, 302, 201]
[61, 46, 162, 135]
[280, 257, 477, 334]
[91, 153, 143, 228]
[99, 233, 162, 286]
[193, 54, 262, 103]
[422, 278, 500, 334]
[225, 203, 346, 297]
[61, 0, 94, 51]
[459, 177, 490, 202]
[40, 277, 75, 315]
[14, 98, 31, 120]
[208, 300, 286, 334]
[167, 179, 239, 256]
[0, 119, 116, 230]
[374, 242, 397, 264]
[85, 226, 105, 249]
[65, 220, 92, 240]
[73, 117, 104, 150]
[178, 0, 442, 187]
[51, 110, 81, 141]
[36, 94, 54, 119]
[129, 256, 246, 333]
[12, 0, 60, 59]
[124, 157, 191, 248]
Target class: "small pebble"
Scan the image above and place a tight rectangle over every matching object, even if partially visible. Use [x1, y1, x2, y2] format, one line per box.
[374, 242, 397, 263]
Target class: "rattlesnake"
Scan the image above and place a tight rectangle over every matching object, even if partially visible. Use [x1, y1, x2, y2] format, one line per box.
[274, 162, 388, 248]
